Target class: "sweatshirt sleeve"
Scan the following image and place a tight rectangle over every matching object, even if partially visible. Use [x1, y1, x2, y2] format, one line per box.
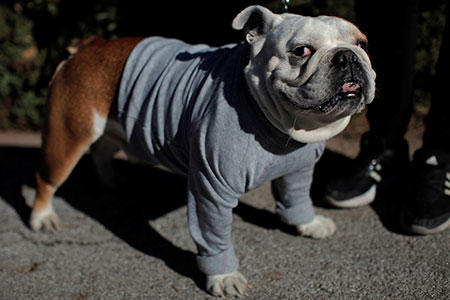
[272, 142, 325, 225]
[187, 167, 240, 275]
[186, 106, 248, 275]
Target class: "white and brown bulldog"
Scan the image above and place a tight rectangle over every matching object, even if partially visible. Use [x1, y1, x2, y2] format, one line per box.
[30, 6, 375, 298]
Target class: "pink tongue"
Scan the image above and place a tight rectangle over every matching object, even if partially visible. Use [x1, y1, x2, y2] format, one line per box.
[342, 82, 360, 93]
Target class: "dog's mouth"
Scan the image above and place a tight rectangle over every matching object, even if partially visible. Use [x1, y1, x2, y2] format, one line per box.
[281, 81, 364, 113]
[317, 81, 362, 113]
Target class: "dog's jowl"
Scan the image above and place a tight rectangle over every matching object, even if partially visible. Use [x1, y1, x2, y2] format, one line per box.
[30, 5, 375, 298]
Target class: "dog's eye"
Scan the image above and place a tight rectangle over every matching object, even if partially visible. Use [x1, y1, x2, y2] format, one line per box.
[357, 40, 368, 52]
[292, 46, 312, 57]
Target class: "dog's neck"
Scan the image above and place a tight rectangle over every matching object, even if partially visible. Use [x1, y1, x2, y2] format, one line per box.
[285, 115, 351, 143]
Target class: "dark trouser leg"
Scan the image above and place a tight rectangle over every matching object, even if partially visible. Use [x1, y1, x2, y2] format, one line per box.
[403, 6, 450, 234]
[355, 0, 420, 150]
[422, 5, 450, 155]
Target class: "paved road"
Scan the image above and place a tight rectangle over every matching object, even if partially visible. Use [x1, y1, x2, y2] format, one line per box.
[0, 134, 448, 299]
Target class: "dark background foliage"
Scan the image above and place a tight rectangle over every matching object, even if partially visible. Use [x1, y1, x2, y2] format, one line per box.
[0, 0, 446, 129]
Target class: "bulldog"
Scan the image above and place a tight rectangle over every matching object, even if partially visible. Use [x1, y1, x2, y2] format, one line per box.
[30, 5, 375, 297]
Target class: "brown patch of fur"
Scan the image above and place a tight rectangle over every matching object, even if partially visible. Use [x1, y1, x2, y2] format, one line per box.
[35, 37, 144, 212]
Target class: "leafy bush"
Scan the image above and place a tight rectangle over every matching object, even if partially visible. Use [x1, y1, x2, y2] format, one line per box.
[414, 2, 447, 113]
[0, 3, 47, 128]
[0, 0, 119, 130]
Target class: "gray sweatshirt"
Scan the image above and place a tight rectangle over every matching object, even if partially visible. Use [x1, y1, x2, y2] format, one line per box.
[118, 37, 324, 275]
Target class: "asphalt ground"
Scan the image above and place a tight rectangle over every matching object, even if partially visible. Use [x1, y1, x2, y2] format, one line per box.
[0, 131, 448, 299]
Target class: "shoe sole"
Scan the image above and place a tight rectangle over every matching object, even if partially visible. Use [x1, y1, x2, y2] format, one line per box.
[401, 208, 450, 235]
[325, 185, 376, 208]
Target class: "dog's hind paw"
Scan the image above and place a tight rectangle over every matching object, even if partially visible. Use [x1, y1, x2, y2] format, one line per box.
[30, 206, 61, 232]
[206, 270, 248, 298]
[297, 215, 336, 239]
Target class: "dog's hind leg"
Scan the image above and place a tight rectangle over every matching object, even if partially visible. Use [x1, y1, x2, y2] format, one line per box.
[90, 119, 130, 189]
[30, 37, 143, 231]
[30, 106, 107, 231]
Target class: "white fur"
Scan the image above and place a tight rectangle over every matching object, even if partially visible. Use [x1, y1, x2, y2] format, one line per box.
[30, 204, 60, 232]
[92, 109, 108, 141]
[206, 271, 248, 298]
[289, 115, 351, 143]
[297, 215, 336, 239]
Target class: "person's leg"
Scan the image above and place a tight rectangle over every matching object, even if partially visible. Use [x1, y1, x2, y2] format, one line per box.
[362, 1, 418, 146]
[324, 0, 419, 207]
[402, 6, 450, 234]
[422, 7, 450, 152]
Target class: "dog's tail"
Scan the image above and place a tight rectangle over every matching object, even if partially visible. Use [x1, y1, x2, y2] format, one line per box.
[49, 36, 98, 87]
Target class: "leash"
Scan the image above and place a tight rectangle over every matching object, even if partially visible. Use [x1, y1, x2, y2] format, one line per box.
[281, 0, 289, 12]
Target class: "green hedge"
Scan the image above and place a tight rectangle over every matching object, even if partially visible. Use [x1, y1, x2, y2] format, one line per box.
[0, 0, 119, 129]
[0, 3, 45, 129]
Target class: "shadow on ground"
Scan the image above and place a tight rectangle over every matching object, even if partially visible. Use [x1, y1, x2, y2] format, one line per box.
[0, 146, 204, 287]
[0, 146, 410, 287]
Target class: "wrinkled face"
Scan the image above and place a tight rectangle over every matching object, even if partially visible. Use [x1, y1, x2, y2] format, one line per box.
[240, 11, 376, 127]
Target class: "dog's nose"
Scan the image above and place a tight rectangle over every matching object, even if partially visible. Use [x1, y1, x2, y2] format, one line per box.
[331, 50, 358, 71]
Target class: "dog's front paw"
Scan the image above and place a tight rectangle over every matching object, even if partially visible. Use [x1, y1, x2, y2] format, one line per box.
[297, 215, 336, 239]
[206, 270, 248, 298]
[30, 206, 61, 232]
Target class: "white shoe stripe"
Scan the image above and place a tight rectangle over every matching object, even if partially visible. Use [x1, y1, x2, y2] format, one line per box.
[445, 188, 450, 197]
[426, 155, 439, 166]
[369, 170, 382, 182]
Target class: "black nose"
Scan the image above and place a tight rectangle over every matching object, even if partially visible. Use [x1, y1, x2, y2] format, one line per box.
[332, 50, 358, 71]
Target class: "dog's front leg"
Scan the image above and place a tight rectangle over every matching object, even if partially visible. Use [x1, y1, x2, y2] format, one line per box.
[187, 172, 247, 297]
[273, 157, 336, 239]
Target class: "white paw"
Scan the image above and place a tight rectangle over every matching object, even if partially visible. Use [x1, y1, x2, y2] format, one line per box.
[296, 215, 336, 239]
[30, 205, 61, 232]
[206, 270, 248, 298]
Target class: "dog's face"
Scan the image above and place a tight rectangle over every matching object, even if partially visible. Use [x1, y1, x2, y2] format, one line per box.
[233, 6, 376, 142]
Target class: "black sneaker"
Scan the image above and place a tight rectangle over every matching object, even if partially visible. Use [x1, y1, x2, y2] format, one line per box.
[401, 149, 450, 234]
[324, 132, 409, 208]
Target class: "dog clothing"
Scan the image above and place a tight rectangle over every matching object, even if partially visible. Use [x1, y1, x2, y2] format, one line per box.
[118, 37, 324, 275]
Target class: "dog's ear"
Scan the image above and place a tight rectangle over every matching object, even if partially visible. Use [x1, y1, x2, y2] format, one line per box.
[232, 5, 282, 44]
